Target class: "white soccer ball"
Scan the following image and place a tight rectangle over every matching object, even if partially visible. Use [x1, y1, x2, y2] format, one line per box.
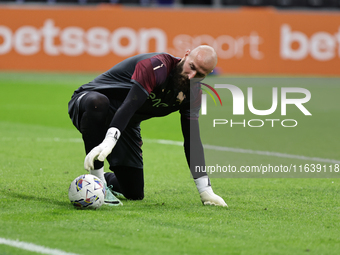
[68, 174, 106, 209]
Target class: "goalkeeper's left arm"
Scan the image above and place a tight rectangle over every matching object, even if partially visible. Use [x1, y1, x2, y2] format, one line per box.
[180, 115, 228, 207]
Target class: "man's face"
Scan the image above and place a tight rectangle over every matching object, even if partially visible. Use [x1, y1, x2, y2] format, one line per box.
[180, 49, 214, 81]
[172, 47, 217, 92]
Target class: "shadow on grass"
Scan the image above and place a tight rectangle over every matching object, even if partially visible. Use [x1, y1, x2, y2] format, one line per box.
[0, 188, 70, 208]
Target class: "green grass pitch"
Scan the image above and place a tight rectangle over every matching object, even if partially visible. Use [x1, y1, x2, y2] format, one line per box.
[0, 72, 339, 255]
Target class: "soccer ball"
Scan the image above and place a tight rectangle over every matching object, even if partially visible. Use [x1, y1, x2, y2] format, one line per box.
[68, 174, 106, 209]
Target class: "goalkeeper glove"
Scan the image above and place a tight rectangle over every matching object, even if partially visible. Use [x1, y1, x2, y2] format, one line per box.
[84, 127, 121, 171]
[194, 176, 228, 207]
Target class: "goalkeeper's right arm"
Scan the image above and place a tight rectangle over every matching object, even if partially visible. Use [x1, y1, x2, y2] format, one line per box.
[180, 116, 227, 207]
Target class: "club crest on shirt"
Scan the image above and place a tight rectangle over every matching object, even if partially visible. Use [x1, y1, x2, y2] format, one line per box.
[176, 91, 186, 104]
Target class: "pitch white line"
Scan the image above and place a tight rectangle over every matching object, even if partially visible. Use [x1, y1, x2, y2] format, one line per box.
[144, 139, 340, 164]
[0, 237, 80, 255]
[0, 137, 83, 143]
[2, 136, 340, 164]
[202, 144, 340, 164]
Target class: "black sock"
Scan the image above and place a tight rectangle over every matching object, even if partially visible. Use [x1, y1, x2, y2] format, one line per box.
[105, 166, 144, 200]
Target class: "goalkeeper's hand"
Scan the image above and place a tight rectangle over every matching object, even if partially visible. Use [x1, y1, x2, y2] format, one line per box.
[199, 187, 228, 207]
[194, 176, 228, 207]
[84, 127, 121, 171]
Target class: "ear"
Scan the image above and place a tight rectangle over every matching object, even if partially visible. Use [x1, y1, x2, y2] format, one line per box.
[183, 49, 191, 58]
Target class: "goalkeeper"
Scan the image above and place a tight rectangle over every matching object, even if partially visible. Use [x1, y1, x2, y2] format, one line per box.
[68, 45, 227, 207]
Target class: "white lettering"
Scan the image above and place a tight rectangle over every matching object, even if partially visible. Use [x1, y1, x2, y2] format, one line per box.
[14, 26, 40, 55]
[280, 24, 338, 61]
[249, 32, 264, 59]
[172, 32, 264, 60]
[310, 32, 335, 61]
[230, 119, 246, 127]
[248, 119, 264, 127]
[281, 119, 298, 127]
[214, 35, 235, 59]
[40, 19, 59, 56]
[86, 27, 110, 56]
[0, 26, 12, 54]
[201, 94, 207, 115]
[208, 85, 311, 116]
[281, 87, 312, 116]
[0, 20, 168, 57]
[213, 119, 298, 127]
[139, 28, 167, 53]
[280, 24, 309, 60]
[213, 119, 228, 127]
[214, 84, 244, 115]
[265, 119, 280, 127]
[60, 27, 85, 56]
[111, 27, 137, 56]
[248, 87, 278, 115]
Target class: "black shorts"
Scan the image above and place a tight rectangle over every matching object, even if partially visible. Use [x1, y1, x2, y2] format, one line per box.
[68, 91, 143, 169]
